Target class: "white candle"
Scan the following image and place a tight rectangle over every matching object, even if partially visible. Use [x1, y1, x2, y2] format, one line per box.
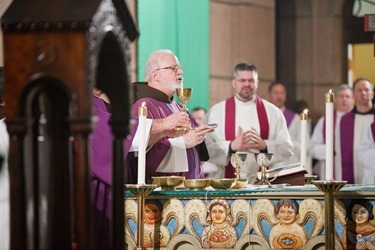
[300, 109, 308, 168]
[325, 90, 335, 180]
[137, 102, 147, 184]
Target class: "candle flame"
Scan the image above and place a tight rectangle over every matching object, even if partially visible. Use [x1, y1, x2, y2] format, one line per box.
[303, 109, 308, 115]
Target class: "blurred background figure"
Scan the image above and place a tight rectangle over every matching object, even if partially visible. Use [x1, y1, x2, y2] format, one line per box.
[191, 106, 218, 179]
[310, 84, 353, 180]
[0, 66, 10, 250]
[191, 107, 207, 126]
[294, 99, 310, 116]
[268, 82, 312, 173]
[358, 121, 375, 184]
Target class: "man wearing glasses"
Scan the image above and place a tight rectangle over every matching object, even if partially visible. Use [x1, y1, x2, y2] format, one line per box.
[205, 63, 293, 183]
[125, 50, 213, 184]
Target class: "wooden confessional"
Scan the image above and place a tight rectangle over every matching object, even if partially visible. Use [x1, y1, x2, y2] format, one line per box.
[1, 0, 138, 249]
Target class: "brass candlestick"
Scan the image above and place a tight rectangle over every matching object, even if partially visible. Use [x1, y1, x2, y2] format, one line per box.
[125, 184, 157, 250]
[313, 180, 346, 250]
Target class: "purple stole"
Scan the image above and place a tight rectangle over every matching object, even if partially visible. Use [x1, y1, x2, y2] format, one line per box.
[372, 122, 375, 141]
[340, 111, 375, 184]
[340, 112, 356, 184]
[283, 108, 295, 128]
[224, 95, 269, 178]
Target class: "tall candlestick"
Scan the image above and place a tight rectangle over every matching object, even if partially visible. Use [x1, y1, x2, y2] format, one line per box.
[300, 109, 308, 168]
[325, 90, 335, 180]
[138, 102, 147, 184]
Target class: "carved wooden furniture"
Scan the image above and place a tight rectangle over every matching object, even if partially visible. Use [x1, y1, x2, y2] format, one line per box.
[1, 0, 138, 249]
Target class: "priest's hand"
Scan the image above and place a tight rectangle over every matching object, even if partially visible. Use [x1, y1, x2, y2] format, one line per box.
[230, 127, 254, 152]
[151, 111, 190, 134]
[162, 111, 191, 130]
[246, 127, 267, 151]
[182, 125, 212, 148]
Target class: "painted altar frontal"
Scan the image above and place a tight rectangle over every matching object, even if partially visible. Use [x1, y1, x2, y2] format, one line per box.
[124, 184, 375, 249]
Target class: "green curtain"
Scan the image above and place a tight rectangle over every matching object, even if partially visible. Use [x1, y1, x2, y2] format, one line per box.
[137, 0, 209, 111]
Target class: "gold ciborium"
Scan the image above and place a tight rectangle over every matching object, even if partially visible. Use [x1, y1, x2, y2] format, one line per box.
[255, 153, 275, 187]
[175, 87, 194, 130]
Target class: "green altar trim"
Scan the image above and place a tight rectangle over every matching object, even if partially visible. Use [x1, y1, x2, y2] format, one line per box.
[124, 184, 375, 199]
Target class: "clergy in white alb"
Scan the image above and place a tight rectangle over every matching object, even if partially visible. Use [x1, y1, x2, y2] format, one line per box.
[205, 63, 293, 183]
[310, 84, 353, 180]
[357, 121, 375, 184]
[268, 82, 312, 173]
[0, 117, 9, 250]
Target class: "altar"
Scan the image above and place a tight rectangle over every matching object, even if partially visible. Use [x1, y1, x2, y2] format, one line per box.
[124, 184, 375, 250]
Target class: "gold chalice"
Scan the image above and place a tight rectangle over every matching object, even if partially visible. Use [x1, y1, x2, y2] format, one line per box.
[176, 88, 192, 112]
[175, 88, 194, 130]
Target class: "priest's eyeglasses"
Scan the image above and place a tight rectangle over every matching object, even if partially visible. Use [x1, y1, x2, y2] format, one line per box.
[154, 65, 183, 73]
[235, 78, 258, 83]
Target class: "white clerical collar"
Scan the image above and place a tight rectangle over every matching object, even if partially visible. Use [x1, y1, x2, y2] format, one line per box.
[234, 96, 255, 106]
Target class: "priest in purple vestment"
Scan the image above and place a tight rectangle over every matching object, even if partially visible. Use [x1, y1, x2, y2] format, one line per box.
[90, 88, 132, 250]
[126, 50, 212, 184]
[340, 78, 375, 184]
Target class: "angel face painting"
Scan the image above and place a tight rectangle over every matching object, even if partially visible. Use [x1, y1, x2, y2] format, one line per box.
[269, 199, 307, 249]
[144, 202, 163, 226]
[343, 199, 375, 249]
[202, 199, 238, 248]
[277, 202, 298, 225]
[211, 204, 227, 226]
[142, 200, 170, 248]
[352, 204, 370, 225]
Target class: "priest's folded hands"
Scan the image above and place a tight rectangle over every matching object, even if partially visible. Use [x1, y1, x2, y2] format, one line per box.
[230, 127, 267, 152]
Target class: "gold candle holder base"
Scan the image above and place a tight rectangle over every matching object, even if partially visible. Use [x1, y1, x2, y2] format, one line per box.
[125, 184, 157, 250]
[313, 180, 346, 250]
[258, 166, 273, 187]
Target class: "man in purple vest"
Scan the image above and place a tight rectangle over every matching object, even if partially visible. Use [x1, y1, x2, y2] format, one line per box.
[358, 121, 375, 184]
[126, 50, 212, 184]
[310, 84, 353, 180]
[340, 78, 374, 184]
[205, 63, 293, 183]
[268, 82, 312, 172]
